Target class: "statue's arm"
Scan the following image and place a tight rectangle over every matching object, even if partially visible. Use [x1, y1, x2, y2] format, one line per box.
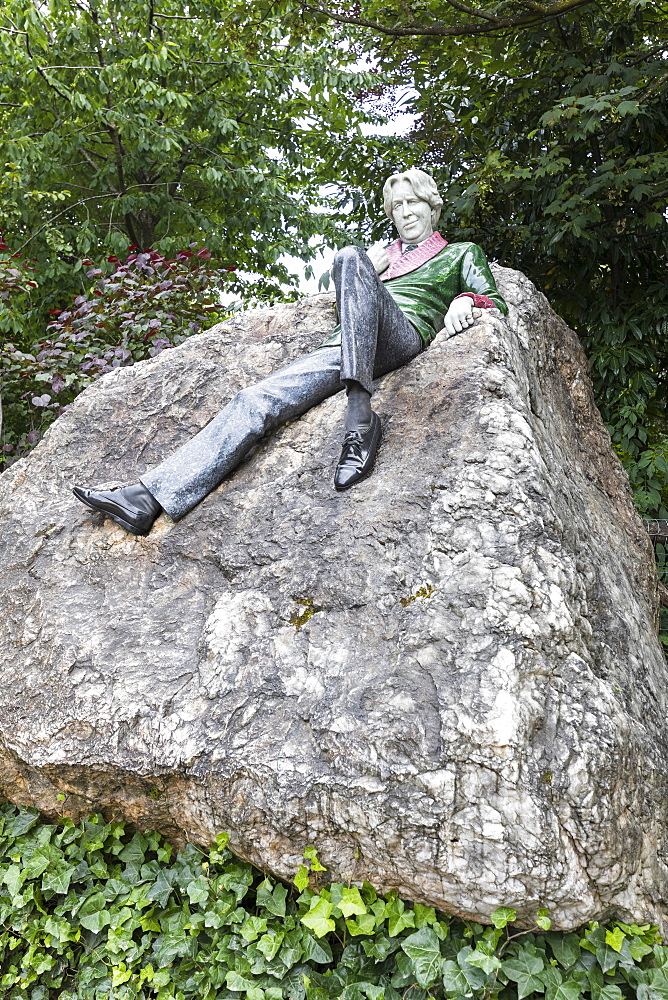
[455, 244, 508, 315]
[441, 244, 507, 339]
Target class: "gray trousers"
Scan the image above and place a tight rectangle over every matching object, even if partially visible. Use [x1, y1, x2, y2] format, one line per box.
[141, 246, 422, 520]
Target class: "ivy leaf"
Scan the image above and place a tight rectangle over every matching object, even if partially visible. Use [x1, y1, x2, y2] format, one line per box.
[467, 948, 502, 974]
[42, 862, 73, 895]
[241, 915, 268, 942]
[3, 864, 25, 898]
[503, 951, 545, 998]
[546, 979, 584, 1000]
[385, 896, 416, 936]
[118, 832, 147, 866]
[294, 865, 310, 891]
[303, 846, 326, 872]
[278, 928, 304, 968]
[337, 887, 366, 918]
[547, 933, 581, 968]
[401, 928, 443, 987]
[598, 988, 623, 1000]
[301, 897, 335, 938]
[226, 971, 255, 991]
[146, 870, 173, 908]
[4, 809, 39, 838]
[257, 878, 287, 917]
[605, 927, 626, 953]
[442, 958, 470, 994]
[347, 913, 377, 936]
[257, 930, 285, 961]
[491, 907, 517, 928]
[303, 932, 333, 964]
[220, 864, 254, 900]
[536, 908, 552, 931]
[78, 891, 110, 933]
[362, 933, 401, 962]
[187, 876, 210, 905]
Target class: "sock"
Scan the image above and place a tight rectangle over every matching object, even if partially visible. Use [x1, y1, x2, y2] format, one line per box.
[345, 383, 372, 431]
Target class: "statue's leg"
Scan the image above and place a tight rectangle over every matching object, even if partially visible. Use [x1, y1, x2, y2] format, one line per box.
[331, 245, 422, 490]
[332, 245, 421, 420]
[138, 347, 344, 521]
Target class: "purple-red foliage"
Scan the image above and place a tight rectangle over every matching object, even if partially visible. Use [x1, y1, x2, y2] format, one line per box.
[0, 244, 233, 464]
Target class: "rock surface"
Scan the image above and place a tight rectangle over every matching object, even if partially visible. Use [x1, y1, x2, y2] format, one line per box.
[0, 268, 666, 931]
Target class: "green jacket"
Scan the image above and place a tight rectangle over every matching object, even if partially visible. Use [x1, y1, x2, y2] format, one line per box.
[320, 240, 507, 350]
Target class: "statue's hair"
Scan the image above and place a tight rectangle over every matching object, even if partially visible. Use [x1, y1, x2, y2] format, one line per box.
[383, 169, 443, 223]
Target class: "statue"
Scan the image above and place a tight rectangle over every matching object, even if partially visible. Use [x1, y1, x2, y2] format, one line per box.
[73, 169, 508, 535]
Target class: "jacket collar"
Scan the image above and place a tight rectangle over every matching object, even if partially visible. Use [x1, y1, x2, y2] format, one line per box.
[381, 231, 448, 281]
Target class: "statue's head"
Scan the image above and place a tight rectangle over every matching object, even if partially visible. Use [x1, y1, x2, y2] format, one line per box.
[382, 169, 443, 244]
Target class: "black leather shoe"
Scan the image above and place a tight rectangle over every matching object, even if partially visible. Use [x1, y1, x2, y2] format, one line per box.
[72, 482, 162, 536]
[334, 412, 382, 491]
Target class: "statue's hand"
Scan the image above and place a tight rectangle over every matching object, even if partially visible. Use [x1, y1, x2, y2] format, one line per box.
[441, 296, 478, 339]
[367, 243, 389, 275]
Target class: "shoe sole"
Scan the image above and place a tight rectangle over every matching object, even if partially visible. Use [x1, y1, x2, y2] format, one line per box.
[334, 416, 382, 491]
[72, 489, 151, 537]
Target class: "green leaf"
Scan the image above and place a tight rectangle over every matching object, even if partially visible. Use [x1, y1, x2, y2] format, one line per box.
[303, 846, 326, 872]
[3, 864, 25, 898]
[146, 870, 173, 907]
[467, 948, 502, 974]
[42, 861, 73, 895]
[241, 915, 268, 942]
[294, 865, 310, 891]
[337, 886, 366, 918]
[598, 988, 623, 1000]
[347, 913, 377, 936]
[257, 878, 287, 917]
[400, 928, 443, 987]
[187, 875, 210, 905]
[301, 897, 335, 938]
[547, 933, 581, 968]
[303, 932, 333, 963]
[546, 979, 583, 1000]
[258, 930, 284, 961]
[442, 958, 470, 994]
[503, 951, 545, 999]
[491, 906, 517, 928]
[385, 896, 416, 936]
[226, 971, 256, 991]
[605, 927, 625, 953]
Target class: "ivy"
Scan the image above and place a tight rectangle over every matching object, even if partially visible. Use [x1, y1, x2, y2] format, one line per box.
[0, 804, 663, 1000]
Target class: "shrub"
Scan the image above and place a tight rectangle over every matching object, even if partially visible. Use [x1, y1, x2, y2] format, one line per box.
[0, 246, 233, 469]
[0, 803, 663, 1000]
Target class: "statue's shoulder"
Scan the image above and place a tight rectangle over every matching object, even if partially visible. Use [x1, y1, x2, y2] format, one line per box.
[446, 240, 483, 252]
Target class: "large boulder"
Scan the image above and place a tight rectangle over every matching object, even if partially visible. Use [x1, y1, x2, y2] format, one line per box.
[0, 268, 666, 932]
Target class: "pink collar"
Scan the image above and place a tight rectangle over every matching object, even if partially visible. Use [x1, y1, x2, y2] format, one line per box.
[381, 231, 448, 281]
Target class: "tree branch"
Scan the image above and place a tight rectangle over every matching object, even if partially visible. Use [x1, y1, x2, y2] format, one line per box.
[24, 34, 71, 102]
[294, 0, 595, 36]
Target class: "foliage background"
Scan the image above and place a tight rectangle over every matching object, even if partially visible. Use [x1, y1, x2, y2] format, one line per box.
[0, 803, 664, 1000]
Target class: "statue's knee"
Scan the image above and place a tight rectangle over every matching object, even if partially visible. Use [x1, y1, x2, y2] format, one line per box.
[333, 245, 365, 271]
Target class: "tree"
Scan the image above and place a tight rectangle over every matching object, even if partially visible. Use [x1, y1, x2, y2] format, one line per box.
[0, 0, 382, 336]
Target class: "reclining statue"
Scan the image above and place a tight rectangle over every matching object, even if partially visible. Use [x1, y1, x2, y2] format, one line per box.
[73, 168, 508, 536]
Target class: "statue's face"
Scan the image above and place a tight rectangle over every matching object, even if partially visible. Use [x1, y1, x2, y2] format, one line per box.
[389, 179, 434, 244]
